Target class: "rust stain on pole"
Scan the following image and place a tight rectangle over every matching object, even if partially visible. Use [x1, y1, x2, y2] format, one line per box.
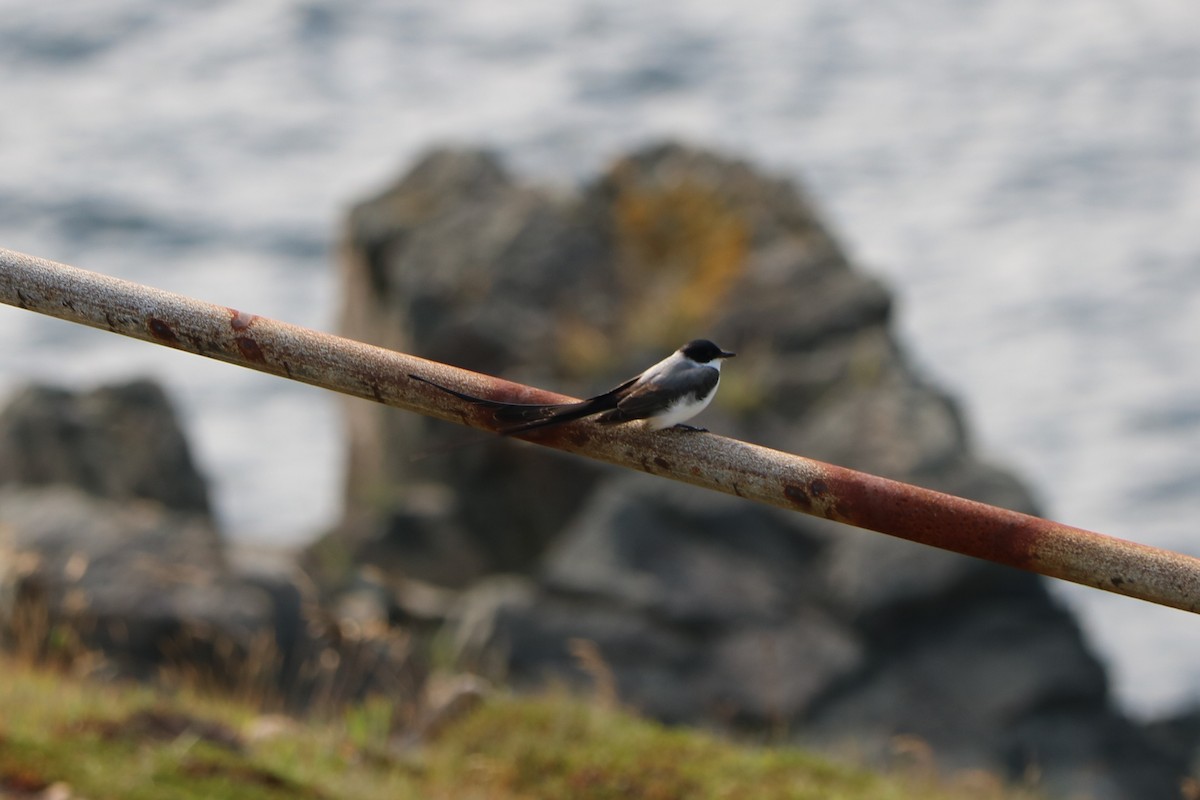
[777, 463, 1196, 606]
[2, 246, 1199, 614]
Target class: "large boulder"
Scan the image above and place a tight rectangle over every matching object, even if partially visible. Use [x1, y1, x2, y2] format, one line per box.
[320, 143, 1184, 797]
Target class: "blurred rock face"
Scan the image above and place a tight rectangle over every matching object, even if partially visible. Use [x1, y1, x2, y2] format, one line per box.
[330, 142, 1184, 798]
[336, 141, 1034, 585]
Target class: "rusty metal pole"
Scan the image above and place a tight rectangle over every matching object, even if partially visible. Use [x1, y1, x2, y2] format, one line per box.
[2, 246, 1199, 613]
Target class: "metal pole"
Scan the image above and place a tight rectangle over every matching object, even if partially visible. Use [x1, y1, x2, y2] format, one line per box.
[2, 247, 1198, 613]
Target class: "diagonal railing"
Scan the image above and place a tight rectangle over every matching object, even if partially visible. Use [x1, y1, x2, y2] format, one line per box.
[2, 246, 1198, 613]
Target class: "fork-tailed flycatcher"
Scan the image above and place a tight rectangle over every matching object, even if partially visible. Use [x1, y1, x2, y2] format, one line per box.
[410, 339, 736, 435]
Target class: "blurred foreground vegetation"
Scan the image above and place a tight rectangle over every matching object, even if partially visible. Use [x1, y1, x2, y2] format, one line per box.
[0, 655, 1040, 800]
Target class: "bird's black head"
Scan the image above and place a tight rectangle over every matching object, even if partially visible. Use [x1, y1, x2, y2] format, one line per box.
[680, 339, 736, 363]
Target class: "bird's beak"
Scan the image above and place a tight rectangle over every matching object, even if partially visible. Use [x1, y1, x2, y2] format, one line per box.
[720, 350, 736, 359]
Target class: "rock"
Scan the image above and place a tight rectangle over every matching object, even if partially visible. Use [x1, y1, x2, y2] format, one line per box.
[0, 485, 236, 671]
[1146, 708, 1200, 780]
[0, 380, 210, 516]
[0, 380, 425, 712]
[540, 477, 832, 625]
[0, 485, 422, 711]
[324, 142, 1185, 796]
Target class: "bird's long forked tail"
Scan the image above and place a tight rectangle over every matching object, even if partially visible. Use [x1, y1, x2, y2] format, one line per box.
[407, 373, 615, 436]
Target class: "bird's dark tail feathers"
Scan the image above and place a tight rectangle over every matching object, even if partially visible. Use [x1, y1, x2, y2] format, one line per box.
[408, 374, 616, 435]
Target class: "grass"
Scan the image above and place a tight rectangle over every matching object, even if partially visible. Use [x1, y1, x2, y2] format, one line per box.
[0, 655, 1038, 800]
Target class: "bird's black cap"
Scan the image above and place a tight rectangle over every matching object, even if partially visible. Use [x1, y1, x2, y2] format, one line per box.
[681, 339, 736, 362]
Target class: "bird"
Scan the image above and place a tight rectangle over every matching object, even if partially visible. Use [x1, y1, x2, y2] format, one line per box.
[410, 339, 736, 436]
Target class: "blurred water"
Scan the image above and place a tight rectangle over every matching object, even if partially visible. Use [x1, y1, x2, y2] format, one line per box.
[1, 0, 1198, 717]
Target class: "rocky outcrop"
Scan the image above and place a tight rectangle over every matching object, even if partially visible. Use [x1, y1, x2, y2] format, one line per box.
[0, 380, 422, 711]
[323, 143, 1186, 797]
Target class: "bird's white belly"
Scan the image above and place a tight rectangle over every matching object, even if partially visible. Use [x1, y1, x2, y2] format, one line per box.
[644, 391, 715, 430]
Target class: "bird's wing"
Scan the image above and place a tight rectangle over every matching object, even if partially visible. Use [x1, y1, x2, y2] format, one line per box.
[603, 368, 720, 422]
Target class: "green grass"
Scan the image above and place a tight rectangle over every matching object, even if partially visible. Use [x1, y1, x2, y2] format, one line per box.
[0, 656, 1035, 800]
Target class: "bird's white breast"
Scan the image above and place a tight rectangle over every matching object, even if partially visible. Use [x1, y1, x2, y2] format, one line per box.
[643, 394, 712, 429]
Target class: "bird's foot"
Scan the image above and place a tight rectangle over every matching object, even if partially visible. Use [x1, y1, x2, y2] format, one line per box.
[671, 423, 708, 432]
